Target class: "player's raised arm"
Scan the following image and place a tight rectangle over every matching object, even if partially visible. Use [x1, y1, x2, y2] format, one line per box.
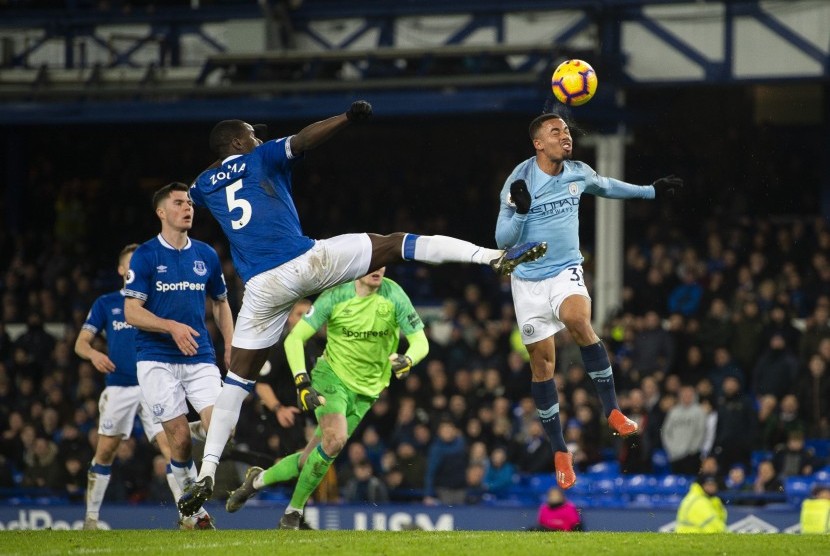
[289, 100, 372, 156]
[495, 179, 531, 248]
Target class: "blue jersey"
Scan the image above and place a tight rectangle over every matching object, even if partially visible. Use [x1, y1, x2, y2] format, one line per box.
[82, 290, 138, 388]
[190, 137, 315, 283]
[495, 157, 654, 281]
[124, 235, 228, 364]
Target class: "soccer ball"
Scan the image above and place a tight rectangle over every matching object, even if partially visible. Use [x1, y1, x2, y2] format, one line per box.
[551, 59, 598, 106]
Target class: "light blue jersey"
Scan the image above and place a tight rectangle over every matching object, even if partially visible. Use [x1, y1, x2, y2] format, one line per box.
[190, 137, 315, 283]
[82, 290, 138, 388]
[124, 235, 228, 364]
[495, 157, 654, 281]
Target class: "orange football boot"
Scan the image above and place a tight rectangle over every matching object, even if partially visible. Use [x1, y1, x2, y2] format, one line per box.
[608, 409, 638, 437]
[554, 451, 576, 490]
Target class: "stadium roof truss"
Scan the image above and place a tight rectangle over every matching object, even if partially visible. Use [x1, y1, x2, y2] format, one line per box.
[0, 0, 827, 122]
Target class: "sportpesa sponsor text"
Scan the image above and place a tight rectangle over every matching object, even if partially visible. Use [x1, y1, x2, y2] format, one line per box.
[342, 329, 392, 339]
[155, 281, 206, 292]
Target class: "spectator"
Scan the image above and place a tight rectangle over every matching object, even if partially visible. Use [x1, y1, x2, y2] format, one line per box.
[752, 333, 799, 399]
[696, 298, 733, 362]
[675, 475, 727, 533]
[483, 446, 515, 496]
[661, 385, 706, 475]
[762, 394, 805, 451]
[22, 436, 62, 490]
[513, 420, 553, 474]
[723, 464, 753, 505]
[800, 484, 830, 534]
[796, 354, 830, 439]
[533, 487, 583, 532]
[631, 311, 674, 381]
[798, 304, 830, 364]
[677, 344, 707, 386]
[762, 304, 801, 351]
[343, 459, 389, 504]
[730, 299, 764, 373]
[667, 267, 703, 318]
[464, 463, 487, 505]
[713, 376, 758, 471]
[618, 389, 651, 474]
[752, 460, 783, 496]
[13, 312, 55, 375]
[61, 455, 86, 502]
[708, 347, 745, 395]
[772, 430, 820, 480]
[424, 420, 467, 505]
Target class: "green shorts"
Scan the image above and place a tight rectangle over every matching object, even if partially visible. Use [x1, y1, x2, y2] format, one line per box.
[311, 359, 377, 437]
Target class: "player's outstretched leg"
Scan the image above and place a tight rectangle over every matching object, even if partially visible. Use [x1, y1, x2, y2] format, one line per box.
[226, 466, 264, 513]
[178, 475, 214, 517]
[489, 242, 548, 275]
[371, 233, 546, 276]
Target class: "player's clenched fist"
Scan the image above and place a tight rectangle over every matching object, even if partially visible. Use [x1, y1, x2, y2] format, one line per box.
[389, 353, 413, 380]
[346, 100, 372, 122]
[294, 372, 326, 412]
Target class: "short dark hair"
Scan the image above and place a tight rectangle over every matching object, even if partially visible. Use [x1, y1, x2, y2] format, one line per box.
[209, 119, 247, 156]
[118, 243, 139, 265]
[152, 182, 189, 209]
[528, 113, 564, 140]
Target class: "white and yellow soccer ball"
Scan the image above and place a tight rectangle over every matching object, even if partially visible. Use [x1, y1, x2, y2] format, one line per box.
[551, 59, 598, 107]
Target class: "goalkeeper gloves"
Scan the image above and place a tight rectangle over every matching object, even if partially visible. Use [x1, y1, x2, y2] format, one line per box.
[652, 175, 683, 200]
[389, 354, 413, 380]
[346, 100, 373, 122]
[294, 372, 325, 412]
[509, 179, 531, 214]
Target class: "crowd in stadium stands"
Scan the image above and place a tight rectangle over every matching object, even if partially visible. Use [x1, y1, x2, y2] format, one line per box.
[2, 209, 830, 509]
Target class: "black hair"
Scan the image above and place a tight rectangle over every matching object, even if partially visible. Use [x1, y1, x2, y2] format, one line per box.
[209, 119, 248, 157]
[528, 113, 565, 140]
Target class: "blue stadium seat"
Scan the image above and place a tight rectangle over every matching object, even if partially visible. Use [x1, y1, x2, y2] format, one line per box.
[814, 469, 830, 484]
[655, 474, 691, 496]
[651, 449, 671, 476]
[805, 439, 830, 460]
[621, 474, 658, 496]
[784, 476, 813, 505]
[586, 461, 620, 476]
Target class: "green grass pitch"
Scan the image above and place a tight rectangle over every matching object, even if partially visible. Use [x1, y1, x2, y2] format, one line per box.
[2, 531, 828, 556]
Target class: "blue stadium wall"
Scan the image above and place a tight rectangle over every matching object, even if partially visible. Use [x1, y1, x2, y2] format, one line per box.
[0, 503, 802, 533]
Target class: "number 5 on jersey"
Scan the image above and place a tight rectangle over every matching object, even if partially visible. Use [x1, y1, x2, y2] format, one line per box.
[226, 180, 252, 230]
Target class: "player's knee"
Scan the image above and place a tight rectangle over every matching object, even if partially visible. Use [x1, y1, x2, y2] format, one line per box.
[321, 433, 347, 456]
[563, 318, 592, 341]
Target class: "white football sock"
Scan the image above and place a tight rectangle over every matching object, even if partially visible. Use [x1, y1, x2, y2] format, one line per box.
[170, 459, 196, 491]
[85, 461, 112, 520]
[197, 371, 254, 481]
[403, 234, 502, 265]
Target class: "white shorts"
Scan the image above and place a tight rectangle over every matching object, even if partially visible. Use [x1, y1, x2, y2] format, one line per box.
[512, 265, 591, 345]
[136, 361, 222, 423]
[233, 233, 373, 350]
[97, 385, 163, 441]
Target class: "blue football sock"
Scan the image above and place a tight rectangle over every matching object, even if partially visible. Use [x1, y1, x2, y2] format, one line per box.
[531, 379, 567, 453]
[580, 341, 620, 418]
